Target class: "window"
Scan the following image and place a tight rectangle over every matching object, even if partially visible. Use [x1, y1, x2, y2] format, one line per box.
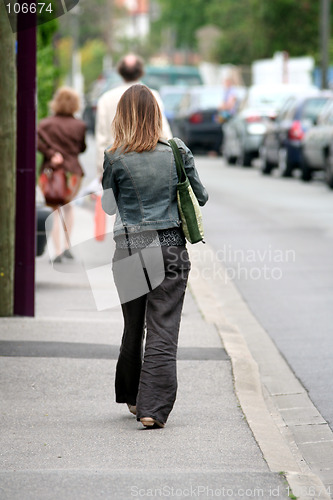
[301, 98, 330, 123]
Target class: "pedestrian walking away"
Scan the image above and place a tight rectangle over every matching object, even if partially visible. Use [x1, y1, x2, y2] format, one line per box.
[37, 87, 87, 263]
[95, 53, 172, 178]
[101, 84, 208, 428]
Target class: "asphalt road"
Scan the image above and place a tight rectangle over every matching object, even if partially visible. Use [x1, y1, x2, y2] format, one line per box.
[195, 156, 333, 430]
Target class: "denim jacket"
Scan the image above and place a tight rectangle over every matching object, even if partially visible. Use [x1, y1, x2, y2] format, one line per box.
[102, 137, 208, 237]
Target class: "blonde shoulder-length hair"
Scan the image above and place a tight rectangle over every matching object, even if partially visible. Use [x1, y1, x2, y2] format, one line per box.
[50, 87, 80, 116]
[110, 84, 162, 154]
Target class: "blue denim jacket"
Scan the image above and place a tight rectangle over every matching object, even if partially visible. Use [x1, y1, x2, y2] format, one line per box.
[102, 138, 208, 237]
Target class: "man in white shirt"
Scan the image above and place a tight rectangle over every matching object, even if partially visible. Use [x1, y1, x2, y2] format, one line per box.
[95, 54, 172, 177]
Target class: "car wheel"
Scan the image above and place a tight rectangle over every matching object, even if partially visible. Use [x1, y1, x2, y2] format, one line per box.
[223, 140, 237, 165]
[262, 159, 275, 175]
[300, 159, 313, 182]
[278, 147, 293, 177]
[226, 154, 237, 165]
[238, 148, 253, 167]
[325, 153, 333, 189]
[187, 143, 196, 154]
[260, 145, 275, 175]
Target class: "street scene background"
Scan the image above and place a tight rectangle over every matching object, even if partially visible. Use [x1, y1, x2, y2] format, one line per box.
[2, 0, 333, 499]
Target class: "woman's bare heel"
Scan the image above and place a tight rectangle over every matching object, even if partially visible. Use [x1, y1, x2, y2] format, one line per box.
[140, 417, 164, 428]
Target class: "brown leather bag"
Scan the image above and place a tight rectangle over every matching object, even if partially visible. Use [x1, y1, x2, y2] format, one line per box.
[39, 167, 68, 207]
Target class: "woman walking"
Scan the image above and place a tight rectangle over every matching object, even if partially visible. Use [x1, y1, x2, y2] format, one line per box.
[102, 84, 208, 428]
[38, 87, 86, 263]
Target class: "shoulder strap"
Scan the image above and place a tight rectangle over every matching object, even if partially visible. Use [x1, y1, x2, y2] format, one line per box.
[168, 139, 187, 183]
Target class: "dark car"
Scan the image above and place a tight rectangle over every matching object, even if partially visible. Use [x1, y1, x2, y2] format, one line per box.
[83, 73, 122, 132]
[260, 93, 331, 176]
[172, 86, 226, 153]
[159, 86, 188, 134]
[301, 98, 333, 182]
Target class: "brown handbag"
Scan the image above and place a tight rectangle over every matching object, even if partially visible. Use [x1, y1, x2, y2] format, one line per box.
[39, 167, 68, 207]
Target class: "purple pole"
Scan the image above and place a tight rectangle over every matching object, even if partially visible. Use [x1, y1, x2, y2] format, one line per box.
[14, 14, 37, 316]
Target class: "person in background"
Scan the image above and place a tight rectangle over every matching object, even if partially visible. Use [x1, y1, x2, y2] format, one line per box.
[102, 84, 208, 429]
[95, 54, 172, 178]
[212, 73, 240, 157]
[219, 76, 238, 120]
[37, 87, 86, 263]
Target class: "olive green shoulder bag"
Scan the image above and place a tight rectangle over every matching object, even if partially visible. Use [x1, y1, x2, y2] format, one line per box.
[168, 139, 205, 244]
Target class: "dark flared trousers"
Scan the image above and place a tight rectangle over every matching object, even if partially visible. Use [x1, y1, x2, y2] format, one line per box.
[112, 245, 190, 425]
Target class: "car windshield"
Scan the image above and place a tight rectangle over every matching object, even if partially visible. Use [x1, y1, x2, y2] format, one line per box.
[300, 98, 330, 122]
[161, 92, 186, 112]
[195, 89, 223, 109]
[142, 67, 202, 90]
[248, 91, 294, 110]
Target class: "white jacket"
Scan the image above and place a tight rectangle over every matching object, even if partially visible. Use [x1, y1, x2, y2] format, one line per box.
[95, 82, 172, 177]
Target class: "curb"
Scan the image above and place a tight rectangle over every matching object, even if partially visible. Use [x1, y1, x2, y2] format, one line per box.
[188, 243, 332, 500]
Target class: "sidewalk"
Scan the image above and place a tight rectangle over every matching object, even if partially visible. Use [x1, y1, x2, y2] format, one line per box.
[0, 250, 294, 500]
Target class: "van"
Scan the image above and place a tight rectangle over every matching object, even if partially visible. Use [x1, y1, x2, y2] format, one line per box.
[142, 66, 203, 91]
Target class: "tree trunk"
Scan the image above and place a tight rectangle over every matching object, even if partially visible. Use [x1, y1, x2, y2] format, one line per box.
[0, 3, 16, 316]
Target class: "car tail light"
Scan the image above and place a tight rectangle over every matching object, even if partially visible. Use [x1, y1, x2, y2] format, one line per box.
[245, 115, 261, 123]
[189, 112, 203, 124]
[288, 120, 304, 141]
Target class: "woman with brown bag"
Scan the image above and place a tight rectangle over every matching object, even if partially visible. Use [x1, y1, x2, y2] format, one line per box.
[38, 87, 87, 263]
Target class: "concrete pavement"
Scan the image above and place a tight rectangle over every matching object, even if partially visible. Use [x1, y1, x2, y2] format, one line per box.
[0, 245, 293, 500]
[0, 240, 331, 499]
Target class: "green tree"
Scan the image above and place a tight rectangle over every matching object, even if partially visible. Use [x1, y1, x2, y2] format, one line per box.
[56, 36, 73, 84]
[151, 0, 209, 51]
[80, 39, 107, 92]
[206, 0, 263, 64]
[37, 12, 59, 120]
[258, 0, 321, 58]
[58, 0, 113, 48]
[152, 0, 332, 65]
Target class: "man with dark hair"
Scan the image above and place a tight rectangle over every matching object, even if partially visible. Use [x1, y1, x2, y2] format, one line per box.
[117, 54, 144, 82]
[96, 54, 172, 177]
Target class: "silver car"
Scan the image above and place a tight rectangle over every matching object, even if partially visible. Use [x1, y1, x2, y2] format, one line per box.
[223, 107, 275, 166]
[223, 84, 319, 167]
[301, 98, 333, 183]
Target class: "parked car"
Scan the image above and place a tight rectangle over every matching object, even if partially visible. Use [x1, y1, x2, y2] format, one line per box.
[36, 203, 52, 256]
[223, 107, 276, 166]
[261, 92, 331, 176]
[241, 84, 318, 111]
[83, 66, 202, 133]
[83, 73, 122, 132]
[142, 65, 203, 91]
[223, 84, 319, 167]
[324, 145, 333, 188]
[172, 85, 230, 153]
[159, 86, 188, 134]
[301, 98, 333, 181]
